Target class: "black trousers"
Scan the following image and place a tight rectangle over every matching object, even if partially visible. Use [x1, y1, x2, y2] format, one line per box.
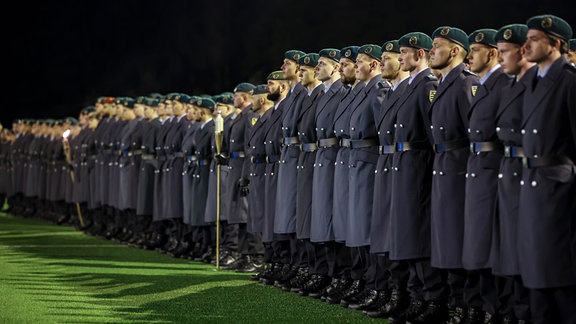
[530, 285, 576, 324]
[350, 245, 370, 281]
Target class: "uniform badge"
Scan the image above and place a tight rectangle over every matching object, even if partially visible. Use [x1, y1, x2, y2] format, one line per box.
[471, 86, 478, 96]
[364, 46, 372, 54]
[409, 36, 418, 46]
[440, 27, 450, 36]
[293, 53, 301, 60]
[385, 43, 393, 51]
[541, 17, 552, 29]
[429, 90, 436, 102]
[503, 29, 513, 40]
[329, 50, 336, 58]
[474, 32, 484, 43]
[304, 56, 311, 64]
[197, 99, 202, 106]
[251, 117, 258, 126]
[345, 49, 352, 57]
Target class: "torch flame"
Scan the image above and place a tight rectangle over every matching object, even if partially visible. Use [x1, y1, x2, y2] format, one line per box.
[63, 129, 71, 139]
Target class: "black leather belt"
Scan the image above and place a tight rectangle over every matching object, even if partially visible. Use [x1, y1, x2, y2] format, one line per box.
[282, 137, 300, 145]
[350, 138, 379, 149]
[470, 141, 502, 153]
[230, 151, 246, 158]
[266, 155, 280, 163]
[141, 154, 155, 160]
[522, 155, 573, 168]
[301, 142, 318, 152]
[395, 141, 431, 152]
[504, 145, 525, 158]
[434, 138, 470, 153]
[250, 156, 266, 164]
[379, 145, 396, 155]
[340, 138, 351, 148]
[318, 137, 339, 148]
[173, 152, 185, 158]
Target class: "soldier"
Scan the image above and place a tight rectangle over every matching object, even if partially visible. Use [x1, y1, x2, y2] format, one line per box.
[189, 97, 217, 262]
[325, 45, 362, 305]
[339, 43, 384, 308]
[292, 53, 328, 296]
[493, 23, 535, 323]
[205, 93, 235, 264]
[135, 97, 163, 248]
[309, 48, 346, 298]
[520, 14, 576, 324]
[244, 85, 274, 273]
[462, 28, 514, 323]
[428, 26, 479, 322]
[222, 83, 265, 272]
[362, 39, 412, 319]
[257, 70, 291, 285]
[274, 50, 308, 288]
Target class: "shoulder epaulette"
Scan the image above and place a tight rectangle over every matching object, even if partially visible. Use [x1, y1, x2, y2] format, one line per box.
[426, 74, 438, 81]
[463, 69, 476, 76]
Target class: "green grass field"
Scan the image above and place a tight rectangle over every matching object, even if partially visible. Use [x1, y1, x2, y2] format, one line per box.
[0, 212, 383, 323]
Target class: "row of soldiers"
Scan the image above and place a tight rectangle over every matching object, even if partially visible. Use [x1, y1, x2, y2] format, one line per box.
[2, 13, 576, 324]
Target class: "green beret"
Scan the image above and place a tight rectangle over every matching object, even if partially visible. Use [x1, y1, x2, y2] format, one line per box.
[496, 24, 528, 45]
[381, 40, 400, 53]
[319, 48, 341, 62]
[469, 29, 498, 48]
[284, 50, 306, 62]
[432, 26, 470, 51]
[147, 98, 160, 107]
[340, 46, 359, 62]
[298, 53, 319, 67]
[81, 105, 96, 114]
[65, 117, 79, 125]
[358, 44, 383, 61]
[213, 94, 233, 105]
[526, 14, 572, 41]
[234, 82, 256, 94]
[124, 97, 135, 108]
[570, 39, 576, 51]
[267, 70, 286, 80]
[196, 97, 215, 110]
[148, 92, 163, 99]
[175, 94, 191, 104]
[398, 32, 433, 51]
[135, 96, 147, 104]
[253, 84, 267, 95]
[221, 91, 234, 97]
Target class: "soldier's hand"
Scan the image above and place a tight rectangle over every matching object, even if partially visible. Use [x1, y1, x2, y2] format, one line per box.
[214, 153, 229, 165]
[238, 177, 250, 196]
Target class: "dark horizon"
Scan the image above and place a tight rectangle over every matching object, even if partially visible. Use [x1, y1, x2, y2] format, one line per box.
[3, 0, 575, 128]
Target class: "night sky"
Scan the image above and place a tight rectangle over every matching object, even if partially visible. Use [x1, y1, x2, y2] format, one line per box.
[3, 0, 575, 128]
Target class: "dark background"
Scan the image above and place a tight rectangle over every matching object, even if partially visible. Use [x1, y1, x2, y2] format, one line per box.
[3, 0, 574, 128]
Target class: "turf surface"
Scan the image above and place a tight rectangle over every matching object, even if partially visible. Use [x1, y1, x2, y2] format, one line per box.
[0, 212, 383, 323]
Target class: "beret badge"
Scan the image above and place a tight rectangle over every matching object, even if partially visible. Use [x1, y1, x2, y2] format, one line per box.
[541, 17, 553, 29]
[345, 49, 352, 57]
[364, 46, 372, 54]
[475, 32, 485, 43]
[385, 43, 394, 51]
[440, 27, 450, 36]
[409, 36, 418, 46]
[503, 29, 513, 40]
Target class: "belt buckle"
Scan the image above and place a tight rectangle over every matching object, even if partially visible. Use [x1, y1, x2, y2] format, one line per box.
[265, 156, 270, 163]
[396, 142, 403, 151]
[504, 146, 511, 157]
[469, 143, 475, 153]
